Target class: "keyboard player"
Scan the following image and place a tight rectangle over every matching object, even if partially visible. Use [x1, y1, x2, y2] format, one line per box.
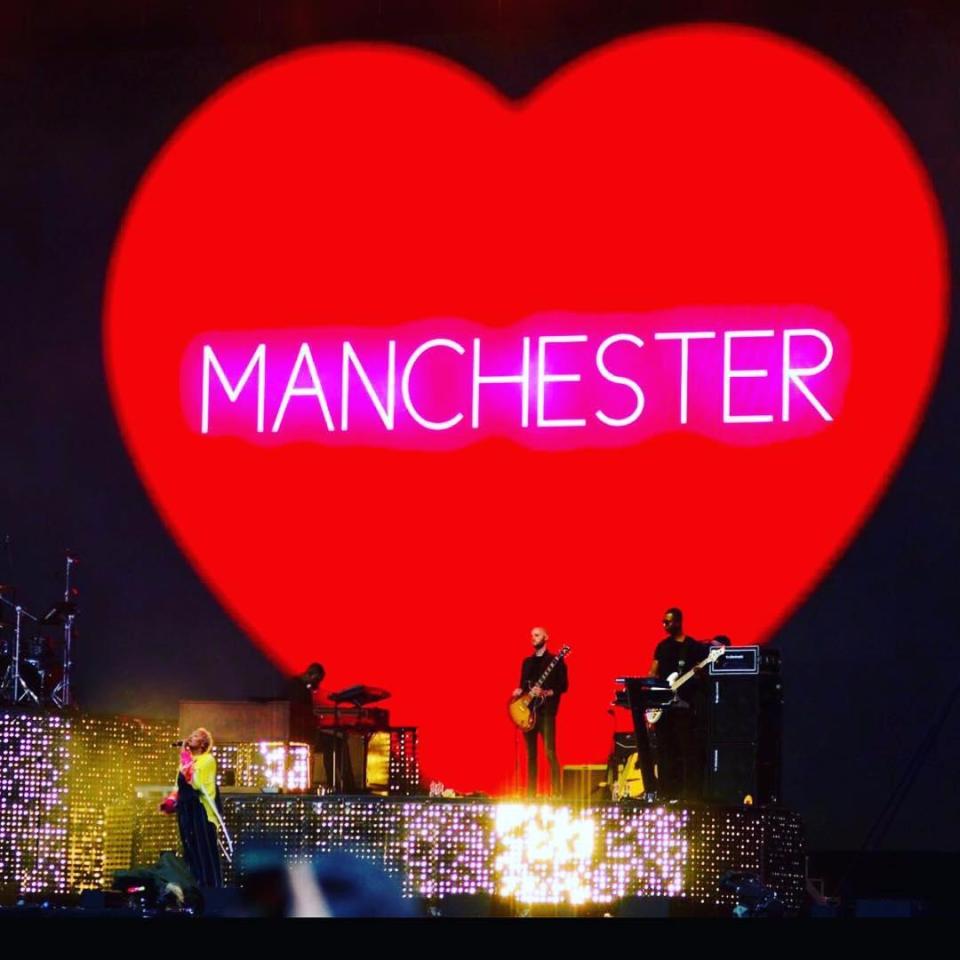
[288, 663, 358, 792]
[288, 662, 327, 709]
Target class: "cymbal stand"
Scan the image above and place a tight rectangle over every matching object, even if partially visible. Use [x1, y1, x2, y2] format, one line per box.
[50, 554, 76, 708]
[0, 594, 40, 705]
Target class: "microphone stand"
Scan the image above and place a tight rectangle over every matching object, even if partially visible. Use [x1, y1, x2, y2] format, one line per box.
[50, 554, 77, 708]
[0, 593, 40, 705]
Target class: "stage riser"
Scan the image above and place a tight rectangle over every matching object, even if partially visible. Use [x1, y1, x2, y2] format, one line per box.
[0, 710, 804, 911]
[224, 796, 805, 911]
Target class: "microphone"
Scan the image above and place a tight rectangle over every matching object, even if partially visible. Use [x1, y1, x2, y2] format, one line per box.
[171, 740, 185, 747]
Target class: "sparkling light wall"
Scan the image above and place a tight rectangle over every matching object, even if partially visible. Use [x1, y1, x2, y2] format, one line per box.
[215, 741, 310, 791]
[226, 796, 805, 910]
[65, 714, 180, 891]
[0, 711, 805, 909]
[0, 712, 70, 894]
[0, 711, 316, 895]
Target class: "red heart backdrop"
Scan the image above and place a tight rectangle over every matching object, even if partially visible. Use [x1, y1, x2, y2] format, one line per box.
[104, 25, 946, 793]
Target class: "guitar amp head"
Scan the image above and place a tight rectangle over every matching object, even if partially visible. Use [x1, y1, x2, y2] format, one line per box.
[708, 646, 782, 676]
[709, 645, 759, 675]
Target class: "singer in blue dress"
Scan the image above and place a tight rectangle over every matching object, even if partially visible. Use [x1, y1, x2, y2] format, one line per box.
[176, 727, 223, 887]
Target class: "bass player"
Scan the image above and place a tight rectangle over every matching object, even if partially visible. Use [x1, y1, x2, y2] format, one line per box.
[649, 607, 714, 801]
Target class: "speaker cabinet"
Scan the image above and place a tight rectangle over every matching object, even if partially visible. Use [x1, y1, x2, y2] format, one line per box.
[562, 764, 607, 804]
[704, 665, 783, 805]
[706, 741, 782, 805]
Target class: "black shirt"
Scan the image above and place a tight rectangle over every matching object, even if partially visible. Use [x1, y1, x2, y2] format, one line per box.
[287, 676, 315, 709]
[653, 635, 710, 705]
[519, 649, 569, 716]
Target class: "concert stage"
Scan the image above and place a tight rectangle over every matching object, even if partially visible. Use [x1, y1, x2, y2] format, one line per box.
[0, 709, 805, 915]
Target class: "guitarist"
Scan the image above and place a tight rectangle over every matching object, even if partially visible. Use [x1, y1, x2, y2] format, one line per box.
[649, 608, 712, 802]
[512, 627, 569, 797]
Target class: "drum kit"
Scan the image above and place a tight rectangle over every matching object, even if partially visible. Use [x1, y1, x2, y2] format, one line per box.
[0, 551, 78, 708]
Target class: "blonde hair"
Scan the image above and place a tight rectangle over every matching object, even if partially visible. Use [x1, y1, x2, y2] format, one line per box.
[186, 727, 213, 754]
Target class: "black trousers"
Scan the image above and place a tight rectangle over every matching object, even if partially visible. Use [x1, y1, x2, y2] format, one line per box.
[653, 706, 705, 801]
[524, 710, 561, 796]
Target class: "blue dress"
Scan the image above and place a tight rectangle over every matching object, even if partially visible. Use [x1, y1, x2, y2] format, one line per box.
[176, 771, 223, 887]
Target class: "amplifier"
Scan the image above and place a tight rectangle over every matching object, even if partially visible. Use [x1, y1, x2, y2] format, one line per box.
[704, 650, 783, 805]
[561, 765, 607, 804]
[710, 645, 759, 674]
[709, 646, 782, 676]
[706, 742, 781, 806]
[706, 671, 783, 743]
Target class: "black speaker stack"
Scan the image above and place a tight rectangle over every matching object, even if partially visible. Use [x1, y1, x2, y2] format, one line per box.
[703, 647, 783, 805]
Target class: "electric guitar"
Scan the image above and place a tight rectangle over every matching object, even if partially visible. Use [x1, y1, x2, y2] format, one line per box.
[611, 750, 648, 800]
[645, 644, 726, 723]
[508, 645, 572, 732]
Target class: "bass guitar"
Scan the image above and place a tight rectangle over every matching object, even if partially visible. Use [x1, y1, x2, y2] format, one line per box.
[645, 644, 726, 723]
[508, 645, 571, 732]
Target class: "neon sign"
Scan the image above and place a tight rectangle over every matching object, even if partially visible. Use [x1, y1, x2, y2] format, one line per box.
[188, 308, 845, 449]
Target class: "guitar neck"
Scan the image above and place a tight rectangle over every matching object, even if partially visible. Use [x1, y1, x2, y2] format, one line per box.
[670, 649, 720, 692]
[535, 651, 567, 688]
[536, 659, 560, 687]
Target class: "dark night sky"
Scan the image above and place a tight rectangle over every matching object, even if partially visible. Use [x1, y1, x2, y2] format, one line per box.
[1, 1, 958, 852]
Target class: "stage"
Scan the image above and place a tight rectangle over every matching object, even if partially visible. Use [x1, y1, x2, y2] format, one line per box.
[224, 795, 804, 912]
[0, 709, 804, 914]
